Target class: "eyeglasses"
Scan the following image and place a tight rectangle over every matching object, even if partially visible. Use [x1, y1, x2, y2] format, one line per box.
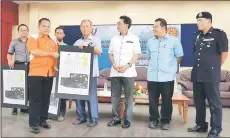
[19, 29, 29, 32]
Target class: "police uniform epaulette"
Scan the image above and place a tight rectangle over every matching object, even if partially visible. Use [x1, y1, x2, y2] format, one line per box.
[214, 28, 224, 32]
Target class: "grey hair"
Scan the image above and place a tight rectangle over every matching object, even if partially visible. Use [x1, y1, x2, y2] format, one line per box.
[80, 19, 93, 26]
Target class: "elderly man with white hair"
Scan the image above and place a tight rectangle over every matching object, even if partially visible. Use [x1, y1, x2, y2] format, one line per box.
[72, 19, 102, 127]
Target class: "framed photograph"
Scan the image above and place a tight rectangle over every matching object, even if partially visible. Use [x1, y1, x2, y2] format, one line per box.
[1, 64, 28, 109]
[55, 45, 94, 100]
[48, 77, 61, 120]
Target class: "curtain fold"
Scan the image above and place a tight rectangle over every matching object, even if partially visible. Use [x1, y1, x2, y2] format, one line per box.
[1, 0, 19, 24]
[1, 0, 18, 64]
[1, 21, 13, 64]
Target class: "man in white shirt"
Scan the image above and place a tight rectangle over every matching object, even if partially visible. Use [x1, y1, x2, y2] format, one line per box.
[107, 15, 141, 128]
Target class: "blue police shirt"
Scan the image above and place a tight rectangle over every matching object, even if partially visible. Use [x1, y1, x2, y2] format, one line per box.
[147, 34, 184, 82]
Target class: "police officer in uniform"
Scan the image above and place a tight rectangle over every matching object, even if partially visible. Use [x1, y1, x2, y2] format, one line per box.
[188, 12, 228, 138]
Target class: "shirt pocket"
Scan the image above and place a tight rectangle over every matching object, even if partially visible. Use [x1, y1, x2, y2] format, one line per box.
[121, 43, 135, 54]
[160, 44, 174, 58]
[149, 45, 158, 54]
[162, 43, 174, 49]
[202, 40, 216, 53]
[14, 44, 21, 52]
[15, 44, 26, 54]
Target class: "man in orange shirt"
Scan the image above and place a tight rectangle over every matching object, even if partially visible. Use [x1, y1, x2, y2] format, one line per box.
[27, 18, 59, 133]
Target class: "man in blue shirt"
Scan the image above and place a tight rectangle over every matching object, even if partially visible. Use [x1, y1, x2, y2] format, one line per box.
[147, 18, 184, 130]
[72, 20, 102, 127]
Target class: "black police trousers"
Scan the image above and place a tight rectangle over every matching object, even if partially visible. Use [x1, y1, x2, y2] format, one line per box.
[193, 81, 222, 131]
[148, 81, 174, 123]
[28, 76, 53, 127]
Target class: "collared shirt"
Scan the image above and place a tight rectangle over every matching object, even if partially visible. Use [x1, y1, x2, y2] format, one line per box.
[147, 33, 184, 82]
[7, 38, 30, 62]
[108, 32, 141, 77]
[27, 33, 58, 77]
[73, 34, 102, 77]
[191, 27, 228, 82]
[56, 40, 67, 46]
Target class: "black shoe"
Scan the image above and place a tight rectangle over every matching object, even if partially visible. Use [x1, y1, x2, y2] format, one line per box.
[12, 108, 18, 115]
[188, 122, 208, 132]
[107, 119, 121, 127]
[208, 129, 221, 138]
[148, 120, 159, 129]
[161, 123, 170, 130]
[20, 109, 28, 113]
[87, 121, 98, 127]
[72, 119, 87, 125]
[30, 126, 40, 134]
[122, 120, 131, 128]
[39, 121, 51, 129]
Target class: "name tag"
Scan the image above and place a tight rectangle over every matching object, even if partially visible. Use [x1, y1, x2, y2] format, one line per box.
[126, 41, 133, 43]
[203, 38, 214, 41]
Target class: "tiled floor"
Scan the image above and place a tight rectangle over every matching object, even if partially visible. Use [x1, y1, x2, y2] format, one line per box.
[1, 103, 230, 137]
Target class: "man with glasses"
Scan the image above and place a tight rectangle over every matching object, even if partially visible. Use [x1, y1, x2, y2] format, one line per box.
[7, 24, 30, 115]
[107, 15, 141, 129]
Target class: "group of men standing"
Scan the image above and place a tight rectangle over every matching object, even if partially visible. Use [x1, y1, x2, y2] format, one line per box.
[7, 11, 228, 138]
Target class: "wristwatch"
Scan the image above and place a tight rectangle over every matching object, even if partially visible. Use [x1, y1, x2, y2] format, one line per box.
[127, 62, 132, 67]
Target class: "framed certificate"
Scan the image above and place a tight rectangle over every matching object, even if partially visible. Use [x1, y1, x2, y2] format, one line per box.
[55, 45, 94, 100]
[1, 64, 28, 109]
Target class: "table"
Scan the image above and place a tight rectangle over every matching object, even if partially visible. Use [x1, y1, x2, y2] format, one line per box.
[171, 94, 189, 123]
[97, 90, 189, 123]
[134, 94, 190, 123]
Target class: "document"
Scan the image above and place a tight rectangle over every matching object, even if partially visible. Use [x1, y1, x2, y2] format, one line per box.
[57, 51, 91, 95]
[3, 70, 26, 105]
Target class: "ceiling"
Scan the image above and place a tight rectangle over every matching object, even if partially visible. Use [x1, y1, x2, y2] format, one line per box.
[13, 0, 101, 4]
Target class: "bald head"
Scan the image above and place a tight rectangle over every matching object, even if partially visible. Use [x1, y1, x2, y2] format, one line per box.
[80, 19, 93, 37]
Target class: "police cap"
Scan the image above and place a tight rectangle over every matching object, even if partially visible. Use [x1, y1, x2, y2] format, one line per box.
[196, 12, 212, 20]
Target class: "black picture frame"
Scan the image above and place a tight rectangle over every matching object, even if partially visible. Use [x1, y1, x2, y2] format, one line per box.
[48, 77, 61, 120]
[55, 45, 94, 100]
[1, 64, 28, 109]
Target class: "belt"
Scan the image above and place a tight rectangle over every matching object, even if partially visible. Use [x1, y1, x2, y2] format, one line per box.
[15, 61, 30, 65]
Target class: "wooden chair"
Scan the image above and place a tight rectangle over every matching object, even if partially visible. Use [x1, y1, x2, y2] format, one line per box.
[68, 100, 73, 108]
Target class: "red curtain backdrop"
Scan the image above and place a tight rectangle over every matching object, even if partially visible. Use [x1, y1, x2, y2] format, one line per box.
[1, 0, 19, 64]
[1, 21, 13, 64]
